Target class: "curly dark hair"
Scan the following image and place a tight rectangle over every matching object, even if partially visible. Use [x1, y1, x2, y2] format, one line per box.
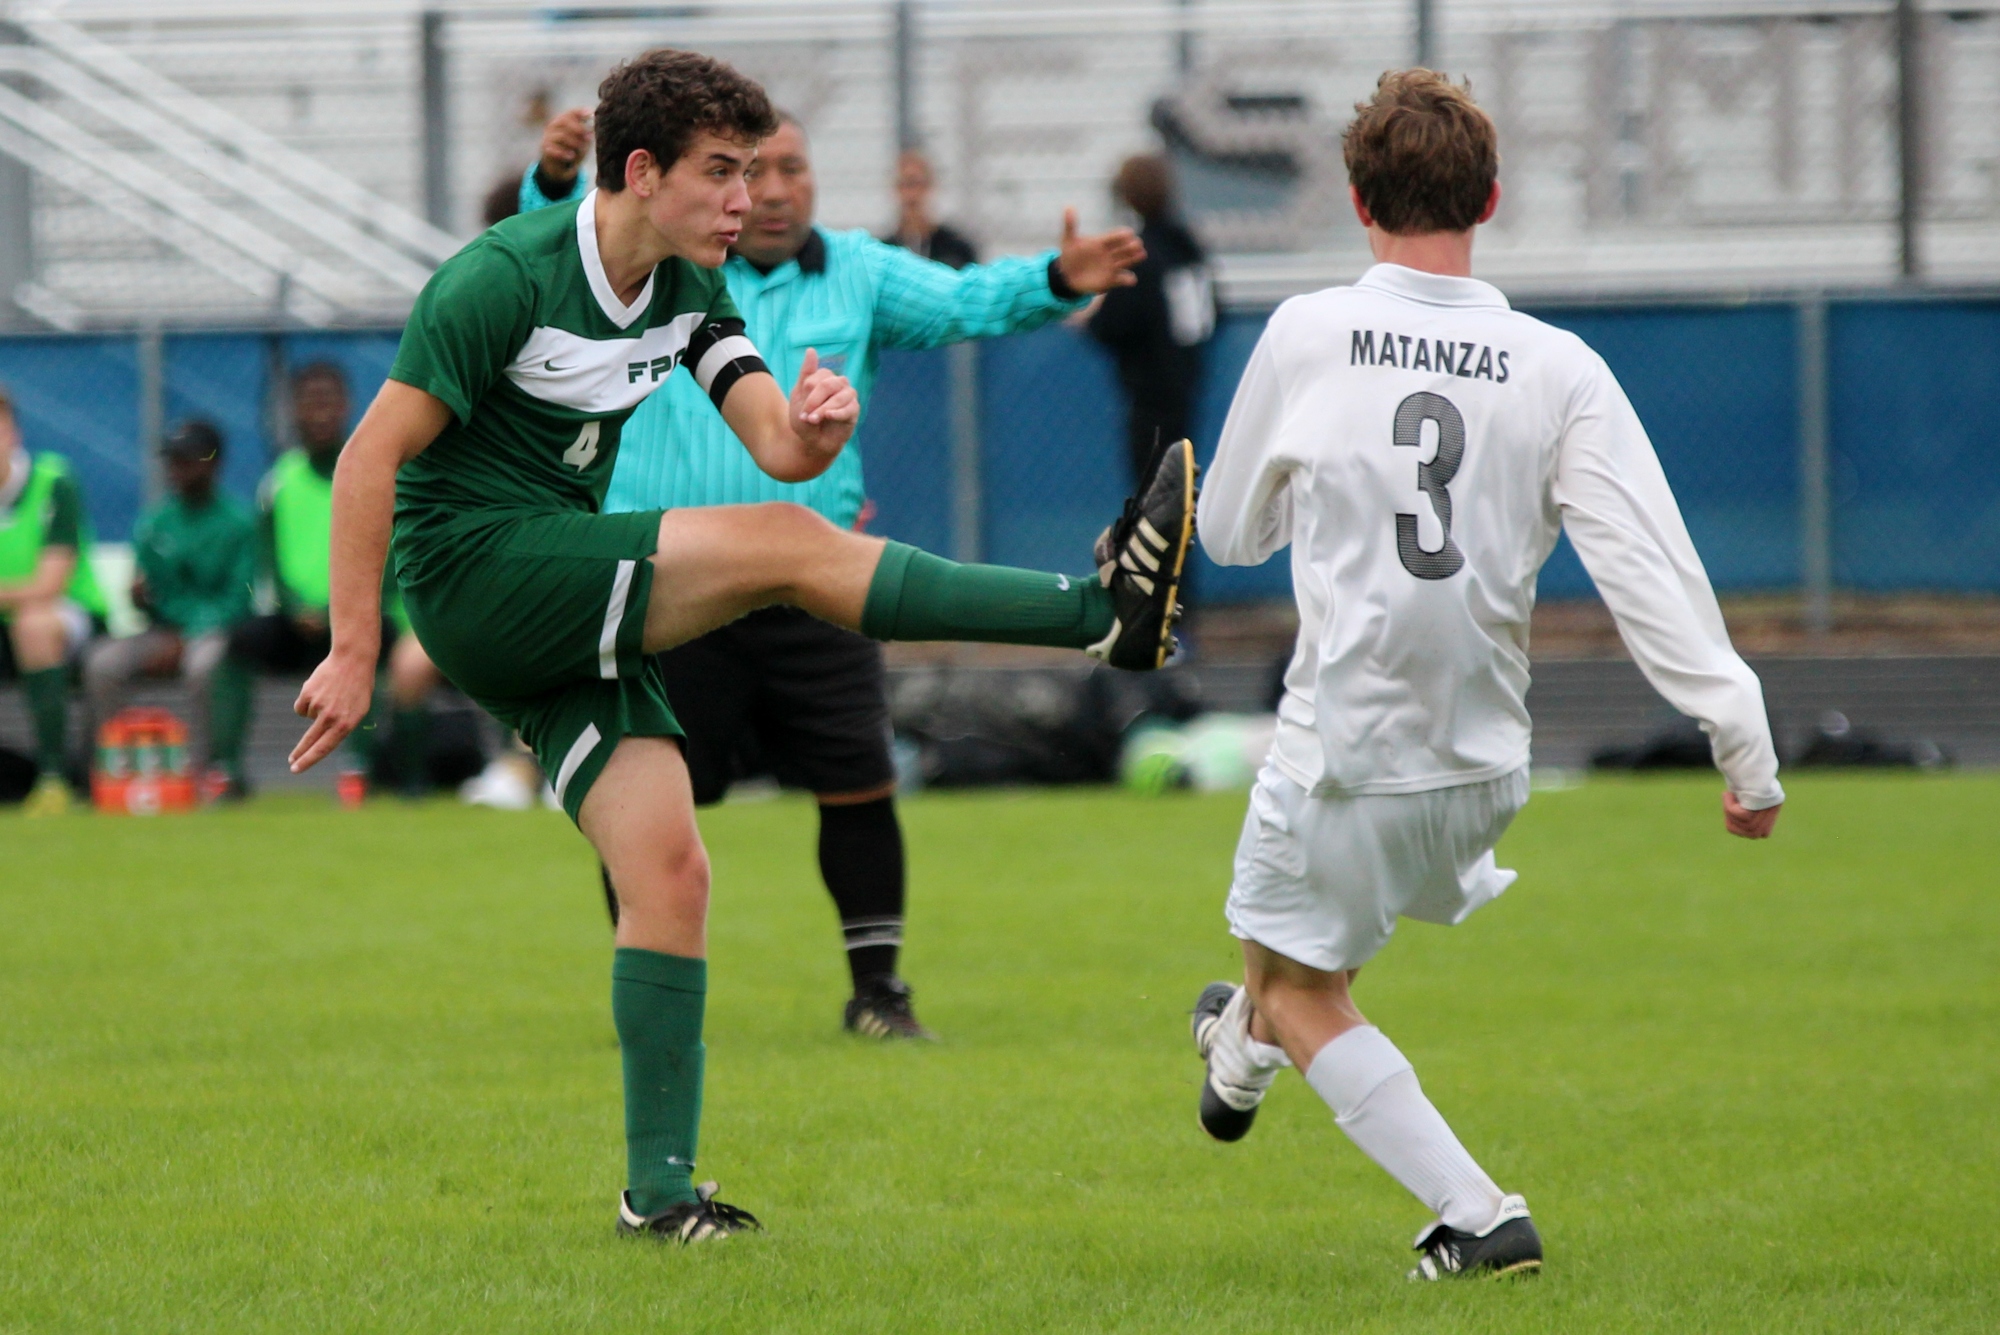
[594, 49, 778, 192]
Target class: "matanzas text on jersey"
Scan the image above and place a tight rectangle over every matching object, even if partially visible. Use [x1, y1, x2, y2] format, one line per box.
[1351, 330, 1510, 382]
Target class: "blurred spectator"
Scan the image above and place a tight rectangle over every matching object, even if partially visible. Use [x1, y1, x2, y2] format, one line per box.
[883, 148, 978, 270]
[517, 108, 593, 218]
[486, 109, 593, 228]
[1087, 153, 1218, 487]
[481, 177, 520, 227]
[210, 363, 442, 801]
[0, 382, 108, 815]
[82, 420, 254, 797]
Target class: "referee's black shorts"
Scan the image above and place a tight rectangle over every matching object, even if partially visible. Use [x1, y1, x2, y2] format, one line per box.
[657, 605, 894, 807]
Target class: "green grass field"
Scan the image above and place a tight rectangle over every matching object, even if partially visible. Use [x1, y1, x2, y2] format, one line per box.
[3, 774, 1997, 1333]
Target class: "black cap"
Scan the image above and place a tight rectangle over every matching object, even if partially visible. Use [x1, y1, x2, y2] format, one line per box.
[162, 420, 224, 461]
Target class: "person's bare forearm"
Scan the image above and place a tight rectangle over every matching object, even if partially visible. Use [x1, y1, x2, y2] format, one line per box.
[326, 436, 397, 665]
[719, 356, 856, 483]
[0, 549, 77, 608]
[727, 376, 822, 481]
[288, 382, 449, 773]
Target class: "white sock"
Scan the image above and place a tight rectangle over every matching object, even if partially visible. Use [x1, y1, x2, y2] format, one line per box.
[1205, 986, 1291, 1102]
[1304, 1026, 1505, 1235]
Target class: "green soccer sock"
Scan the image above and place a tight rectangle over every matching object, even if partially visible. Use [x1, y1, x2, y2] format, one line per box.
[859, 541, 1114, 648]
[613, 948, 707, 1215]
[21, 667, 69, 777]
[391, 707, 430, 792]
[207, 659, 253, 775]
[341, 687, 381, 771]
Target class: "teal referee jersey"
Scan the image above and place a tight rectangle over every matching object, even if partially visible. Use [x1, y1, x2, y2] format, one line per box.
[521, 168, 1086, 527]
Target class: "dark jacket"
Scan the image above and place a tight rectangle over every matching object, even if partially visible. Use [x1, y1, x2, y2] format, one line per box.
[1086, 217, 1218, 475]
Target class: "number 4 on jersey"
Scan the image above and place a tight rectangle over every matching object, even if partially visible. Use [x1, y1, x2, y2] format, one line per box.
[562, 420, 601, 471]
[1393, 391, 1466, 580]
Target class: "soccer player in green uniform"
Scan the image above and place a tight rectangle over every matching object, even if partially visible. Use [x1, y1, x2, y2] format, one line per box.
[519, 106, 1146, 1039]
[82, 420, 255, 794]
[0, 383, 109, 816]
[289, 49, 1193, 1242]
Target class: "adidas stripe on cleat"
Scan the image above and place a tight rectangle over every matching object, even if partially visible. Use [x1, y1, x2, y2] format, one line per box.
[843, 975, 936, 1040]
[617, 1181, 762, 1244]
[1408, 1195, 1542, 1280]
[1087, 437, 1196, 671]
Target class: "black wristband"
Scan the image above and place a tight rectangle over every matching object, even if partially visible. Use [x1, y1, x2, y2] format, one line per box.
[1047, 257, 1081, 301]
[533, 164, 577, 200]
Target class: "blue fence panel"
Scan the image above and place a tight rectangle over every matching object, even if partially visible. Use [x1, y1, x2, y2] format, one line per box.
[3, 300, 1993, 607]
[858, 347, 953, 554]
[0, 334, 143, 542]
[1530, 305, 1800, 599]
[977, 325, 1128, 576]
[1827, 299, 2000, 590]
[1188, 313, 1293, 603]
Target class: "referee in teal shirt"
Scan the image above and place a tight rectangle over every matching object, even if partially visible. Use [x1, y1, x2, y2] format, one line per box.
[521, 108, 1143, 1038]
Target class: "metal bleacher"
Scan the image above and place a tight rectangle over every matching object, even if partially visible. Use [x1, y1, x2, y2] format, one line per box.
[7, 0, 2000, 330]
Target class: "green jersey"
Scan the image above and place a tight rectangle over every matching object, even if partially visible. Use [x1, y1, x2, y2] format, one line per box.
[387, 190, 762, 582]
[131, 492, 255, 635]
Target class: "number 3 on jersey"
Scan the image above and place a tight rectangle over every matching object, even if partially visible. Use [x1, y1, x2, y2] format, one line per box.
[561, 420, 601, 471]
[1393, 391, 1466, 580]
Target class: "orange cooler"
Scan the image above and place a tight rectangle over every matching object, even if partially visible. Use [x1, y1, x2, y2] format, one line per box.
[92, 707, 199, 815]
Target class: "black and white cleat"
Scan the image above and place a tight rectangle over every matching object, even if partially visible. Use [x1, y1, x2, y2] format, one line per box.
[617, 1181, 763, 1244]
[1408, 1195, 1542, 1280]
[1191, 981, 1282, 1143]
[843, 975, 936, 1040]
[1087, 437, 1196, 671]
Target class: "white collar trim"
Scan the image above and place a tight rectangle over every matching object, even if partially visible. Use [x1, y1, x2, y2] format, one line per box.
[576, 190, 656, 329]
[1355, 263, 1510, 310]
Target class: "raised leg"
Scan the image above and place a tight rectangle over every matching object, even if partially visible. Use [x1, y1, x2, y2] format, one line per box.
[643, 504, 1112, 656]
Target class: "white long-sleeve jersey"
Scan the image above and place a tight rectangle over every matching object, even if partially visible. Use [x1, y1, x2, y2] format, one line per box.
[1199, 263, 1784, 809]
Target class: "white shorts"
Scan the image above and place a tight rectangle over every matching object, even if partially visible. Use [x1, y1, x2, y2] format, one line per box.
[1225, 763, 1530, 974]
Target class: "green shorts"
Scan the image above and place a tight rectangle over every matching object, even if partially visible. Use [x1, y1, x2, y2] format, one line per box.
[398, 508, 681, 823]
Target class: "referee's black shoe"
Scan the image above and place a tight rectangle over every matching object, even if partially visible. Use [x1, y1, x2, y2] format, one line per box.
[1408, 1196, 1542, 1280]
[843, 975, 936, 1040]
[617, 1182, 762, 1244]
[1088, 436, 1196, 671]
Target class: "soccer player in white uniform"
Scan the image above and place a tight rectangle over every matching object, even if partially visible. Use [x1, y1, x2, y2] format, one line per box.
[1188, 70, 1785, 1280]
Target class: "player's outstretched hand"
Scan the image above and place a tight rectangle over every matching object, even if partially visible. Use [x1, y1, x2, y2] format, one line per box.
[540, 108, 593, 187]
[1723, 790, 1781, 839]
[1053, 207, 1145, 295]
[790, 348, 859, 456]
[289, 649, 378, 774]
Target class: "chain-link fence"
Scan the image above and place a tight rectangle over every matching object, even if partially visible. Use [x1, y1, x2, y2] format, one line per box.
[6, 0, 1999, 323]
[0, 0, 1996, 623]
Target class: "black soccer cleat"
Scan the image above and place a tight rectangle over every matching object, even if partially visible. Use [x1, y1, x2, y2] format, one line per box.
[1192, 980, 1274, 1143]
[843, 975, 936, 1040]
[617, 1181, 763, 1244]
[1409, 1195, 1542, 1280]
[1087, 437, 1196, 671]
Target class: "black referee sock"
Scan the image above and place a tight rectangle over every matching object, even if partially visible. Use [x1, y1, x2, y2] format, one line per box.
[818, 796, 906, 991]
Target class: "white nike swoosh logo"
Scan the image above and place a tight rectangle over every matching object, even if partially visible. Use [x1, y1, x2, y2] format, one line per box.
[1057, 575, 1070, 591]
